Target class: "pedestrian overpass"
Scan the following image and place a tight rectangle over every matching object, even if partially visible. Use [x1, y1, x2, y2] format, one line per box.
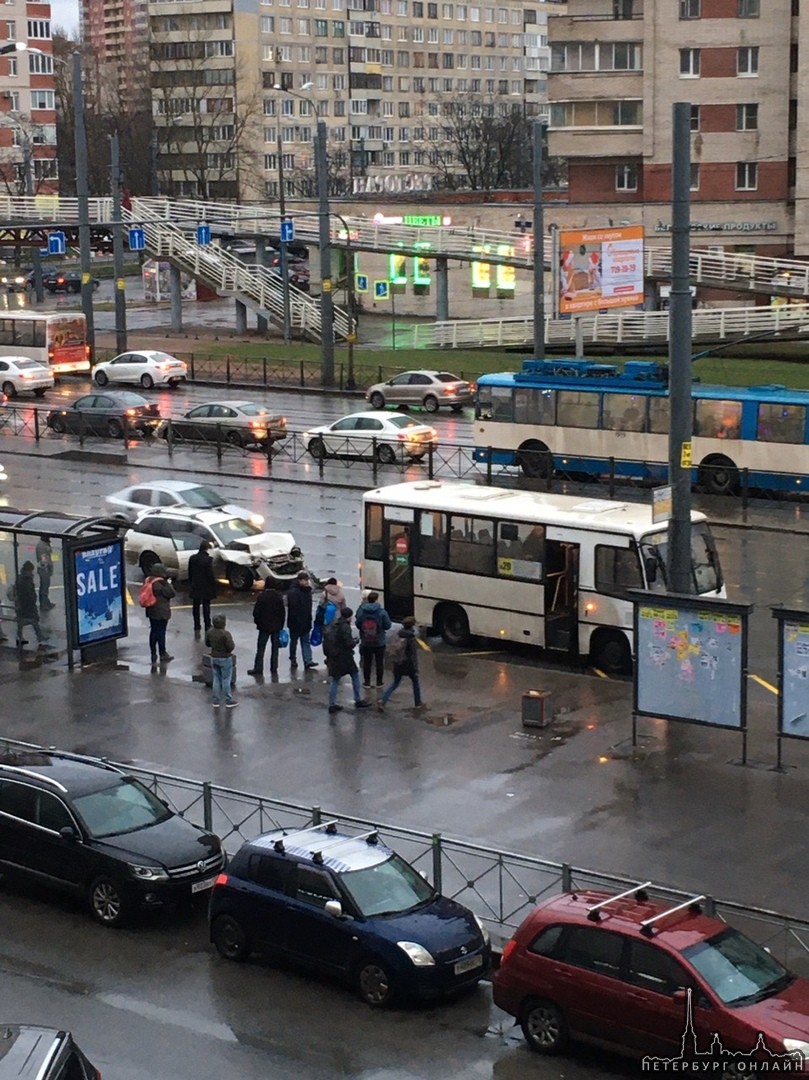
[1, 194, 808, 348]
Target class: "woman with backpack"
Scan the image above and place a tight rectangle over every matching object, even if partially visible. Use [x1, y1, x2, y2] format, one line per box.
[379, 616, 425, 711]
[354, 591, 392, 691]
[141, 564, 175, 666]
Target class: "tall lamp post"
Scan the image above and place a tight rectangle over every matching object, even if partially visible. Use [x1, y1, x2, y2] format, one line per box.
[331, 210, 357, 389]
[276, 84, 334, 386]
[271, 84, 294, 345]
[30, 46, 95, 355]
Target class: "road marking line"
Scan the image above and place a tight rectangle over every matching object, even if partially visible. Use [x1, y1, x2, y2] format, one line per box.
[592, 667, 609, 679]
[749, 673, 778, 695]
[417, 637, 431, 651]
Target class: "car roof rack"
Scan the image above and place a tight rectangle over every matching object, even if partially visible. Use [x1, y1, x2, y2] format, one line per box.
[267, 820, 339, 853]
[0, 764, 68, 793]
[586, 882, 652, 922]
[640, 895, 704, 936]
[310, 829, 379, 863]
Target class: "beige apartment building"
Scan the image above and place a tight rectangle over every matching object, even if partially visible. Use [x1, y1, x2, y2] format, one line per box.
[546, 0, 808, 260]
[142, 0, 557, 201]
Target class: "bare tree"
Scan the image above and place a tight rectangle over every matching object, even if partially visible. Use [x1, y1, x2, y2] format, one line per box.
[284, 136, 351, 198]
[419, 97, 566, 192]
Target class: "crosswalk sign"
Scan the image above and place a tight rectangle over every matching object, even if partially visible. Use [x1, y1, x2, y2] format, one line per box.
[374, 280, 390, 300]
[355, 273, 369, 293]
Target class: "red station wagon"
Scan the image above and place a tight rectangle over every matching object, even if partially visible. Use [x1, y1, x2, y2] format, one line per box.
[493, 886, 809, 1067]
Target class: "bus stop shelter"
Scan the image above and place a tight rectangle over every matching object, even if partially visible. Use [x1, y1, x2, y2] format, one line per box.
[0, 509, 127, 670]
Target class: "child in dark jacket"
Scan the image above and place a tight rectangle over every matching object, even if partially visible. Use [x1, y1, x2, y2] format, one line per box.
[380, 616, 424, 709]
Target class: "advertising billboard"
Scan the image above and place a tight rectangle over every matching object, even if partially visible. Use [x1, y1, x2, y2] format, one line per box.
[558, 225, 645, 315]
[69, 540, 127, 648]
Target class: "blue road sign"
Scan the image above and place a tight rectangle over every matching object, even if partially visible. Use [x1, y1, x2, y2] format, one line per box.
[280, 220, 294, 244]
[197, 224, 211, 245]
[48, 232, 66, 256]
[374, 280, 390, 299]
[355, 273, 369, 293]
[128, 227, 145, 251]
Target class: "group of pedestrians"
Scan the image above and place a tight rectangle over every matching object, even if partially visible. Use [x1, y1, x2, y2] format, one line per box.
[140, 541, 426, 713]
[1, 536, 55, 649]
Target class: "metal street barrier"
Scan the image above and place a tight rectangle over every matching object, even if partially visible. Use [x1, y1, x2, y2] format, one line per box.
[1, 736, 807, 971]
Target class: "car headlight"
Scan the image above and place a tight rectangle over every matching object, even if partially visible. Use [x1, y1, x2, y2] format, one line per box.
[128, 863, 170, 882]
[249, 514, 264, 527]
[474, 914, 490, 946]
[783, 1039, 809, 1055]
[397, 941, 435, 966]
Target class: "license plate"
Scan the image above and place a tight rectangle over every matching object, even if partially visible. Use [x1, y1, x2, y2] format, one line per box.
[191, 876, 216, 894]
[454, 954, 483, 976]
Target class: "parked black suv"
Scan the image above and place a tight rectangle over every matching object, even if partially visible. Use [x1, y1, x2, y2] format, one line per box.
[0, 1025, 99, 1079]
[0, 748, 224, 927]
[209, 822, 490, 1007]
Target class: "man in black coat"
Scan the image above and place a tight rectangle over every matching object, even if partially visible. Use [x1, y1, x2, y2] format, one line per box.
[248, 580, 286, 677]
[14, 560, 47, 647]
[187, 540, 217, 633]
[286, 571, 318, 670]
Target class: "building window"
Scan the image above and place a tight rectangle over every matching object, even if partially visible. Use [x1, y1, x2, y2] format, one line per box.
[615, 164, 637, 191]
[736, 161, 757, 190]
[690, 162, 699, 190]
[738, 0, 759, 14]
[679, 48, 700, 77]
[28, 52, 53, 75]
[736, 103, 758, 130]
[679, 0, 699, 17]
[27, 18, 50, 37]
[737, 45, 759, 75]
[30, 90, 55, 110]
[690, 104, 700, 131]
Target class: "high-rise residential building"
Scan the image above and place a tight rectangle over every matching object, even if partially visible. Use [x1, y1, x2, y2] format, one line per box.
[547, 0, 800, 258]
[143, 0, 558, 201]
[0, 14, 58, 194]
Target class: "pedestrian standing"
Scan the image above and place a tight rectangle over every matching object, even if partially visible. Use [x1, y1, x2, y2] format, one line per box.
[248, 580, 285, 677]
[145, 563, 175, 666]
[324, 607, 371, 714]
[321, 577, 347, 613]
[380, 616, 425, 710]
[13, 561, 47, 647]
[355, 590, 392, 692]
[287, 571, 318, 670]
[205, 613, 237, 708]
[35, 535, 54, 611]
[187, 540, 217, 634]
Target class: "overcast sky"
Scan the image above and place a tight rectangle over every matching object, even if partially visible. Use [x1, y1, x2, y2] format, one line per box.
[50, 0, 79, 37]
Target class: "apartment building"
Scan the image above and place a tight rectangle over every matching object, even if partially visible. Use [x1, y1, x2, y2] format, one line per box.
[141, 0, 558, 201]
[82, 0, 150, 110]
[0, 11, 58, 195]
[547, 0, 804, 258]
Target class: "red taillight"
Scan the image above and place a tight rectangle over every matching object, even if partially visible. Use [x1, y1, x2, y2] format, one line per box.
[443, 386, 455, 395]
[214, 872, 229, 887]
[501, 938, 518, 964]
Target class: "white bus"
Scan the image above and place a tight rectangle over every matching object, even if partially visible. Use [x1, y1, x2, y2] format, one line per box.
[0, 312, 90, 375]
[361, 480, 725, 673]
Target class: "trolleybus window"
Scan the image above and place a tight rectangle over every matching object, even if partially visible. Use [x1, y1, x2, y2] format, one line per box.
[757, 403, 805, 444]
[514, 387, 556, 425]
[557, 390, 600, 429]
[694, 398, 742, 440]
[648, 396, 671, 434]
[603, 393, 646, 433]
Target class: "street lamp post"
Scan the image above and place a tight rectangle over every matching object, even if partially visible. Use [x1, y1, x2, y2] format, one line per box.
[276, 84, 334, 386]
[110, 130, 127, 352]
[271, 87, 293, 345]
[71, 50, 95, 357]
[331, 210, 357, 389]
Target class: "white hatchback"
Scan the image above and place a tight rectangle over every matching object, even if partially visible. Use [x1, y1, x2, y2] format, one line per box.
[0, 356, 54, 398]
[92, 350, 188, 390]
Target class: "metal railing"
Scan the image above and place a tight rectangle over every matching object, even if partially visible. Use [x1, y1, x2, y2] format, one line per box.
[2, 735, 808, 971]
[1, 404, 804, 508]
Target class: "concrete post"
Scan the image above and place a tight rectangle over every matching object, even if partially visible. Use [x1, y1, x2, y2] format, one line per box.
[435, 256, 449, 321]
[170, 264, 183, 332]
[235, 299, 247, 334]
[255, 238, 268, 333]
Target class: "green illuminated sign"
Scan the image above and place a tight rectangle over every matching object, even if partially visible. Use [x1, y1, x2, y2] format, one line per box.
[403, 215, 442, 227]
[389, 253, 407, 284]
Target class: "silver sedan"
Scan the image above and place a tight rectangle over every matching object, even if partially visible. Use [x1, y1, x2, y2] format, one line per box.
[304, 411, 438, 463]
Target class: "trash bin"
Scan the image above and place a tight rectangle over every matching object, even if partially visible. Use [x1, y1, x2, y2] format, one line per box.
[522, 689, 552, 729]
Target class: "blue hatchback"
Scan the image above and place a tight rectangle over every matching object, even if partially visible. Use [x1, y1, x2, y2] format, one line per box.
[209, 823, 491, 1006]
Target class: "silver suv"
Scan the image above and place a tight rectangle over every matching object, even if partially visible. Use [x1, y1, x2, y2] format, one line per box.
[366, 370, 473, 413]
[124, 507, 307, 591]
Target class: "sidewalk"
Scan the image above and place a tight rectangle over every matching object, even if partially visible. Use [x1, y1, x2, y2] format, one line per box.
[2, 590, 806, 921]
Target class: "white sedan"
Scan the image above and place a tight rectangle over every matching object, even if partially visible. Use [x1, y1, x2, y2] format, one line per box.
[92, 350, 188, 390]
[104, 480, 263, 527]
[0, 356, 54, 398]
[304, 411, 438, 464]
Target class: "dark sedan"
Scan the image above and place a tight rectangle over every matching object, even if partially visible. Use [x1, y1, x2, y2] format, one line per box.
[46, 391, 161, 439]
[27, 268, 101, 294]
[159, 400, 287, 448]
